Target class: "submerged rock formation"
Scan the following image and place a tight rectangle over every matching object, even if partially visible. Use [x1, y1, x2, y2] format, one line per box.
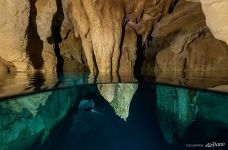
[0, 87, 80, 150]
[156, 84, 228, 144]
[98, 83, 138, 120]
[156, 85, 197, 143]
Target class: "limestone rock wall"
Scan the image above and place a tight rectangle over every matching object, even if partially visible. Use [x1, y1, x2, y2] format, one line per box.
[0, 0, 30, 72]
[200, 0, 228, 45]
[142, 0, 228, 75]
[0, 0, 228, 77]
[35, 0, 57, 72]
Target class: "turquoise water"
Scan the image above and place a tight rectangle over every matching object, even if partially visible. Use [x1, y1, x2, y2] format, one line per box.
[0, 73, 228, 150]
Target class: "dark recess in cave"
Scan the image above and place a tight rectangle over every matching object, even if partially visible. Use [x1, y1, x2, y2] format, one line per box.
[134, 35, 145, 81]
[47, 0, 64, 73]
[26, 0, 44, 70]
[168, 0, 179, 13]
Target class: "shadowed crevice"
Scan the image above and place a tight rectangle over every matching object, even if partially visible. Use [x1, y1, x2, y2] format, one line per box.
[47, 0, 64, 73]
[134, 35, 145, 81]
[26, 0, 44, 70]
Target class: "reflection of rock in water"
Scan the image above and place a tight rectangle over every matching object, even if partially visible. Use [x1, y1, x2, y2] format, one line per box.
[156, 85, 228, 144]
[156, 85, 197, 144]
[98, 83, 138, 121]
[196, 91, 228, 136]
[0, 87, 79, 150]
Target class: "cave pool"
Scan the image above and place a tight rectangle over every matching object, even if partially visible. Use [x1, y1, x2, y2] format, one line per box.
[0, 72, 227, 150]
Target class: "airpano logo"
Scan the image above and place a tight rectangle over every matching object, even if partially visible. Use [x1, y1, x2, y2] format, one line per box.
[205, 142, 226, 148]
[186, 142, 226, 149]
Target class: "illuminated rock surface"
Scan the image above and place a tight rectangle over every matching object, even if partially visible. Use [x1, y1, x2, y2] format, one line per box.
[200, 0, 228, 45]
[98, 83, 138, 120]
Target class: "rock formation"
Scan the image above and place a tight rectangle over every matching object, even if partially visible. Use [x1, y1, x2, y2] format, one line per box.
[0, 87, 80, 150]
[98, 83, 138, 120]
[0, 0, 30, 72]
[141, 0, 228, 76]
[0, 0, 228, 79]
[156, 85, 197, 143]
[156, 84, 228, 144]
[35, 0, 57, 72]
[199, 0, 228, 45]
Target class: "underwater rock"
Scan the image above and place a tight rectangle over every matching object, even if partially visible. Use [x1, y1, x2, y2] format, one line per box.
[0, 87, 79, 150]
[156, 85, 197, 144]
[195, 91, 228, 136]
[3, 92, 51, 116]
[156, 85, 228, 144]
[98, 83, 138, 121]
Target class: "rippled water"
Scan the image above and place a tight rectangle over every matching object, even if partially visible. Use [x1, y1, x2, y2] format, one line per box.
[1, 71, 228, 99]
[0, 72, 228, 150]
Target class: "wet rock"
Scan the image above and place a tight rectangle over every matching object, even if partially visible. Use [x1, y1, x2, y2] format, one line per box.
[156, 85, 197, 143]
[195, 91, 228, 136]
[156, 84, 228, 144]
[0, 87, 79, 150]
[98, 83, 138, 121]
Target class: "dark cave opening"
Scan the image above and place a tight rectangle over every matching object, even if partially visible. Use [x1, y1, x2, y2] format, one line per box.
[26, 0, 44, 70]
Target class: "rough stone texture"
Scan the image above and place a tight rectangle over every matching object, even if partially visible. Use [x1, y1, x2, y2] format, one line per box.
[0, 0, 30, 72]
[59, 30, 88, 72]
[98, 83, 138, 120]
[144, 0, 228, 75]
[69, 0, 125, 74]
[152, 0, 206, 73]
[118, 26, 137, 75]
[66, 0, 179, 75]
[187, 31, 228, 71]
[60, 0, 88, 72]
[200, 0, 228, 45]
[36, 0, 57, 72]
